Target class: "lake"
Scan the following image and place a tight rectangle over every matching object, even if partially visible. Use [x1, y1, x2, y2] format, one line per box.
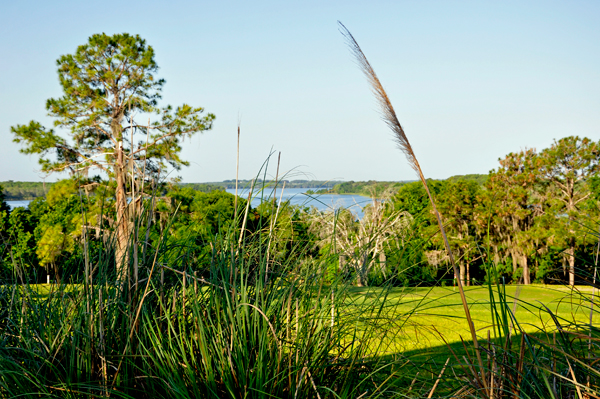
[6, 200, 31, 210]
[6, 189, 373, 218]
[225, 187, 372, 218]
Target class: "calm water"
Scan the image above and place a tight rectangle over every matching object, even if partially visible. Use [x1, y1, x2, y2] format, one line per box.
[226, 187, 372, 218]
[6, 200, 31, 210]
[7, 189, 372, 218]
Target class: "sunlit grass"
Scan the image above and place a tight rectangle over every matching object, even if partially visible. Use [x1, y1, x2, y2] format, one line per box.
[343, 284, 599, 353]
[11, 283, 597, 351]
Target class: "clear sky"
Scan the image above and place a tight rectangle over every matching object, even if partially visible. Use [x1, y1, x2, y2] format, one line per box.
[1, 0, 598, 183]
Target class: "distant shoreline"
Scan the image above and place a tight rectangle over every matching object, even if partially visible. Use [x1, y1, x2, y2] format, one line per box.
[1, 175, 486, 200]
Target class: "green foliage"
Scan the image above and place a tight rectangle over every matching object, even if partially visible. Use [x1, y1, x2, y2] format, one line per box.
[446, 173, 488, 185]
[144, 187, 253, 281]
[255, 201, 319, 266]
[162, 187, 241, 240]
[0, 185, 9, 244]
[177, 182, 225, 193]
[392, 180, 443, 222]
[538, 136, 600, 285]
[0, 178, 109, 281]
[45, 178, 78, 206]
[477, 138, 600, 286]
[589, 175, 600, 201]
[3, 136, 600, 289]
[3, 207, 39, 272]
[386, 240, 435, 286]
[389, 137, 600, 288]
[37, 224, 74, 268]
[329, 180, 407, 196]
[389, 180, 447, 285]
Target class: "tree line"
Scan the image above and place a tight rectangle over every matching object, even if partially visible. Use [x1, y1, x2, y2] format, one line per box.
[0, 181, 55, 200]
[393, 136, 600, 287]
[2, 180, 346, 200]
[1, 135, 598, 287]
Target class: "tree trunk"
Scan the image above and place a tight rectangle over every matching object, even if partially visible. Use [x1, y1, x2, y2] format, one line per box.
[356, 272, 366, 287]
[511, 249, 518, 276]
[566, 245, 576, 286]
[53, 262, 61, 285]
[356, 253, 369, 287]
[115, 141, 130, 283]
[521, 254, 530, 285]
[466, 261, 470, 286]
[459, 262, 466, 287]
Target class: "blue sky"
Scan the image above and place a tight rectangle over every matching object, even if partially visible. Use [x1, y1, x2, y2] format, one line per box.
[1, 0, 598, 183]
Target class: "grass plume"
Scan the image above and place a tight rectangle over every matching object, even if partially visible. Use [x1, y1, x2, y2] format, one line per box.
[338, 20, 488, 394]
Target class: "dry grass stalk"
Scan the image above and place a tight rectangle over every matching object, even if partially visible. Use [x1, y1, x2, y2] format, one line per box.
[338, 20, 487, 392]
[408, 372, 419, 392]
[237, 179, 255, 250]
[234, 124, 240, 221]
[428, 357, 450, 398]
[567, 357, 585, 399]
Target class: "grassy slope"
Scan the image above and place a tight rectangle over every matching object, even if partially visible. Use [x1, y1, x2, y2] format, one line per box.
[346, 284, 597, 351]
[342, 284, 599, 396]
[10, 282, 599, 397]
[30, 283, 596, 350]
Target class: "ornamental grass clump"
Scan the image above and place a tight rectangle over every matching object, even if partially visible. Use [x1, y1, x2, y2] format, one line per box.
[0, 180, 410, 398]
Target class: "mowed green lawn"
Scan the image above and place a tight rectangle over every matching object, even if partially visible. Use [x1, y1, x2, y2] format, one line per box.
[17, 282, 599, 353]
[345, 284, 599, 353]
[10, 282, 597, 396]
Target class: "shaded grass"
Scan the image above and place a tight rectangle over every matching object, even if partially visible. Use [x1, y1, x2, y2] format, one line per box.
[345, 285, 599, 351]
[2, 279, 599, 397]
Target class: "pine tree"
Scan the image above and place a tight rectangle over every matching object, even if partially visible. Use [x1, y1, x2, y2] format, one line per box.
[11, 33, 215, 282]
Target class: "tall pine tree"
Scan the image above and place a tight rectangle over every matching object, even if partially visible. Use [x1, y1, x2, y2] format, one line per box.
[11, 33, 215, 282]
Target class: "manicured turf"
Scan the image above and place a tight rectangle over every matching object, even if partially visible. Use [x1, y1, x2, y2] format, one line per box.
[20, 282, 600, 352]
[346, 284, 599, 352]
[339, 284, 600, 396]
[6, 282, 598, 396]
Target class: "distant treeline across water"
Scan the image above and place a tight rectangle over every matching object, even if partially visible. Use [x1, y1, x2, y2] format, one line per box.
[0, 181, 54, 200]
[0, 175, 487, 200]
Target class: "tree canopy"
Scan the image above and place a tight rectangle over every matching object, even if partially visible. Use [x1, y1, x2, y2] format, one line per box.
[11, 33, 215, 280]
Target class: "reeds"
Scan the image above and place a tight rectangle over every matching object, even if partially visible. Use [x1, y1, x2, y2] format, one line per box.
[0, 179, 409, 398]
